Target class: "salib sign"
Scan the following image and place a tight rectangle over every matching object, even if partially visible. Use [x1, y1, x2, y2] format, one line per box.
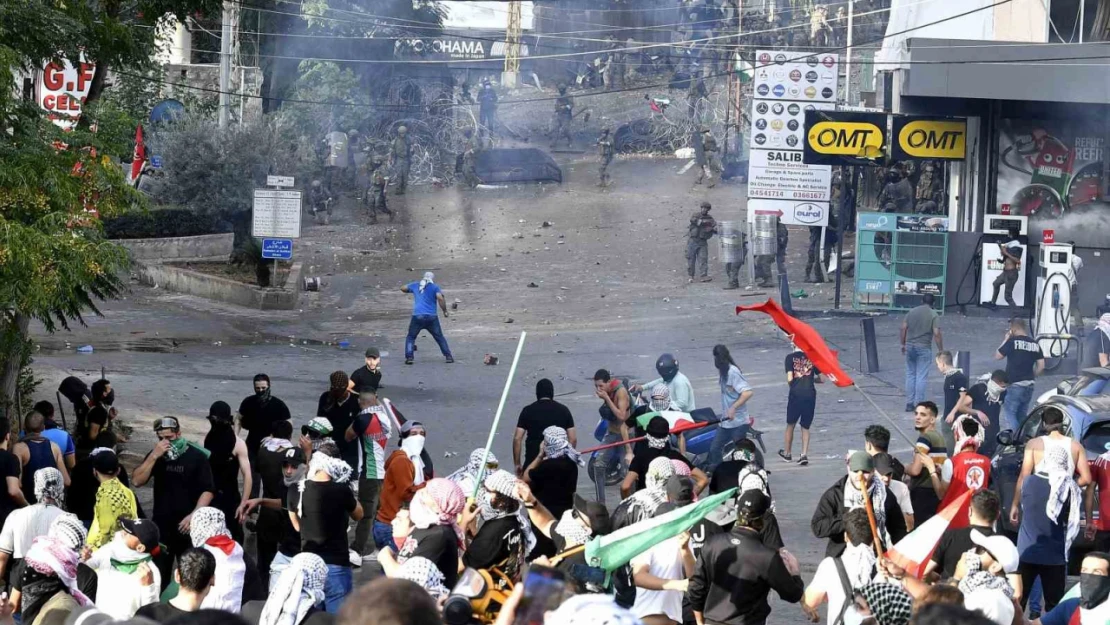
[37, 58, 95, 127]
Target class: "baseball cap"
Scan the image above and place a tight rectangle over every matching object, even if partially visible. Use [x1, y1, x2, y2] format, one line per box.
[365, 347, 380, 359]
[301, 417, 333, 437]
[281, 447, 306, 467]
[153, 416, 180, 432]
[970, 530, 1019, 574]
[121, 518, 160, 553]
[207, 401, 233, 424]
[666, 475, 695, 507]
[646, 416, 670, 438]
[848, 450, 875, 473]
[964, 589, 1015, 625]
[736, 489, 771, 519]
[90, 449, 119, 475]
[573, 494, 612, 536]
[872, 453, 895, 476]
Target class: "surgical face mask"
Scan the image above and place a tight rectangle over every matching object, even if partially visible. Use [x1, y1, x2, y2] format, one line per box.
[1080, 572, 1110, 609]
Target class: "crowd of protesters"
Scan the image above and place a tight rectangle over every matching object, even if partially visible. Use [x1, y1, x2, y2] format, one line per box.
[0, 334, 1103, 625]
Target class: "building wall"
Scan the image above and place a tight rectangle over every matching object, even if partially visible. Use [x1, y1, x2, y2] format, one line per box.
[994, 0, 1050, 42]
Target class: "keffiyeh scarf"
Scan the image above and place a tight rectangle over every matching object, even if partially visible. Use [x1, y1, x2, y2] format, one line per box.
[547, 594, 643, 625]
[840, 542, 877, 590]
[1098, 313, 1110, 341]
[34, 467, 64, 505]
[543, 426, 582, 465]
[407, 478, 465, 547]
[859, 583, 913, 625]
[298, 454, 353, 516]
[49, 513, 87, 551]
[259, 553, 328, 625]
[958, 553, 1014, 598]
[843, 475, 888, 544]
[448, 448, 498, 495]
[25, 536, 91, 606]
[395, 556, 449, 600]
[554, 510, 592, 548]
[481, 470, 537, 555]
[645, 433, 668, 450]
[419, 271, 434, 293]
[645, 456, 676, 491]
[1042, 445, 1082, 557]
[263, 437, 293, 453]
[649, 384, 672, 413]
[190, 507, 232, 549]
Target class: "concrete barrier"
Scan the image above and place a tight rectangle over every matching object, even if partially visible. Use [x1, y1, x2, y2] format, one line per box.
[114, 233, 234, 262]
[137, 261, 302, 310]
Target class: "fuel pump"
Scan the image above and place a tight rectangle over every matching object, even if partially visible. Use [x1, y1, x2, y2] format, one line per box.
[980, 215, 1028, 307]
[1034, 241, 1075, 360]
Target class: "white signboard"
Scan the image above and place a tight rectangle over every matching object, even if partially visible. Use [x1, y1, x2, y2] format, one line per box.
[746, 199, 830, 227]
[266, 175, 295, 188]
[747, 150, 832, 202]
[751, 100, 834, 151]
[752, 50, 839, 103]
[252, 189, 303, 239]
[36, 58, 95, 128]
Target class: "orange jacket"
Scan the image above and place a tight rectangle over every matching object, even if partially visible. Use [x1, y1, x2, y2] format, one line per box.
[376, 449, 423, 523]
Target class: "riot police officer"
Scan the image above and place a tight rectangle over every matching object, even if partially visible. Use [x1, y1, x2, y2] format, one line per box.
[687, 202, 717, 283]
[390, 125, 412, 195]
[478, 79, 498, 137]
[696, 128, 720, 188]
[550, 85, 574, 149]
[460, 130, 480, 189]
[308, 179, 332, 225]
[366, 156, 391, 224]
[597, 128, 615, 187]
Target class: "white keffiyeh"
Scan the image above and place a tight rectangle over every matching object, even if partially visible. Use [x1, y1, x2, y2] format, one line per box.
[190, 507, 231, 548]
[1043, 445, 1082, 557]
[34, 467, 64, 505]
[395, 556, 449, 600]
[554, 510, 592, 548]
[447, 448, 498, 496]
[543, 426, 582, 465]
[481, 470, 537, 555]
[645, 456, 676, 491]
[419, 271, 434, 293]
[298, 453, 353, 516]
[843, 474, 889, 544]
[262, 437, 293, 453]
[259, 553, 327, 625]
[840, 542, 878, 590]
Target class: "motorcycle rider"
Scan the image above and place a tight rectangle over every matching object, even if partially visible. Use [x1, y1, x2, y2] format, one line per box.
[308, 180, 331, 225]
[632, 354, 696, 413]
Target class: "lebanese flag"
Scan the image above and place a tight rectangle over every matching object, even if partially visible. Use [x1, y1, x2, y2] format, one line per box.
[130, 124, 145, 183]
[736, 298, 854, 387]
[884, 490, 973, 578]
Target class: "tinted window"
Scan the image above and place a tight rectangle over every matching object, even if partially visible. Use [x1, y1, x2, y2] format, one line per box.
[1083, 422, 1110, 457]
[1018, 407, 1074, 444]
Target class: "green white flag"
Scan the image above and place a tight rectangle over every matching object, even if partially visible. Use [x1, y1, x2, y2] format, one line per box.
[584, 488, 737, 571]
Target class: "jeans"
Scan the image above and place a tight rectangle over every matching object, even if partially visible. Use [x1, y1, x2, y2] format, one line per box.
[269, 551, 294, 592]
[405, 314, 452, 360]
[353, 477, 382, 556]
[1027, 577, 1043, 615]
[904, 345, 932, 406]
[707, 423, 750, 470]
[1002, 383, 1035, 432]
[686, 238, 709, 278]
[324, 564, 353, 614]
[373, 519, 397, 550]
[595, 431, 628, 502]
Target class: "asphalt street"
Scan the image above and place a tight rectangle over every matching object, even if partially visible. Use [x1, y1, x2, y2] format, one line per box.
[28, 156, 1074, 623]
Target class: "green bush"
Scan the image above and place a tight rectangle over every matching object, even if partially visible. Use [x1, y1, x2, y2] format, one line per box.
[102, 207, 232, 239]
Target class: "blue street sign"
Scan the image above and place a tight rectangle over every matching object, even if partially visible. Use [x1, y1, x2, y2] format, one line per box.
[150, 155, 163, 169]
[261, 238, 293, 260]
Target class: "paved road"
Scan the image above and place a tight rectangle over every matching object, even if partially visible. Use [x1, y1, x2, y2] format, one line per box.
[29, 158, 1072, 623]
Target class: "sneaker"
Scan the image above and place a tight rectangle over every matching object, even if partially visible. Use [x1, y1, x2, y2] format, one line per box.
[904, 403, 915, 412]
[362, 551, 379, 563]
[405, 358, 414, 365]
[445, 356, 454, 364]
[777, 449, 792, 463]
[699, 277, 713, 283]
[349, 549, 362, 568]
[797, 455, 809, 466]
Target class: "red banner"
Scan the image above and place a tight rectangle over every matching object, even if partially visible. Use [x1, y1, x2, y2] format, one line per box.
[736, 298, 854, 387]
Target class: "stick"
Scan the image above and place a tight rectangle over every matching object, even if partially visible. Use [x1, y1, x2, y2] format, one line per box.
[579, 420, 716, 455]
[471, 331, 528, 501]
[852, 382, 925, 456]
[859, 471, 884, 559]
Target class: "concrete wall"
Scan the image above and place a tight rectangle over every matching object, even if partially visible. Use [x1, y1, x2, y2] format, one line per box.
[137, 261, 302, 310]
[114, 233, 234, 262]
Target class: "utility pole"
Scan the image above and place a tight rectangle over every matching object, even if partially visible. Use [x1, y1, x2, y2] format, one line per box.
[218, 0, 233, 128]
[503, 1, 521, 88]
[845, 0, 854, 106]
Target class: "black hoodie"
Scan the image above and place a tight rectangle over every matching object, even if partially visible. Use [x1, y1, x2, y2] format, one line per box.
[811, 473, 907, 558]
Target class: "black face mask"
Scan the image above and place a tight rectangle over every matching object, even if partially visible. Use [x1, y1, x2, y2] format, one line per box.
[1080, 573, 1110, 609]
[255, 387, 271, 403]
[102, 390, 115, 406]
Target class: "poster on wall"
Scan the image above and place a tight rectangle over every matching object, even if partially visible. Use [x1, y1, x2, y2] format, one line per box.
[995, 119, 1106, 220]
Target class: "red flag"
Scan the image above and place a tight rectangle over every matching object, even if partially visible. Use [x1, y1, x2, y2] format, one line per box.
[736, 298, 854, 387]
[130, 124, 145, 183]
[884, 490, 973, 578]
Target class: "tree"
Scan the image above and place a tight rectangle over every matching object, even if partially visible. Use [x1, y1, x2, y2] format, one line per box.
[0, 0, 217, 408]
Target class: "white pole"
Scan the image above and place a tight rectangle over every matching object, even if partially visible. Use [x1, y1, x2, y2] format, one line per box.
[845, 0, 854, 105]
[471, 331, 528, 500]
[218, 1, 232, 128]
[1080, 0, 1085, 43]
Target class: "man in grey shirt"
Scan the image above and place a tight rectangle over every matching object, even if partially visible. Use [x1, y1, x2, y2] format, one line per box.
[901, 294, 943, 412]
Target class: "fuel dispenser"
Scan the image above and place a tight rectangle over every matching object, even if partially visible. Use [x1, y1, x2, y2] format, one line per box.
[980, 214, 1028, 307]
[1034, 241, 1075, 359]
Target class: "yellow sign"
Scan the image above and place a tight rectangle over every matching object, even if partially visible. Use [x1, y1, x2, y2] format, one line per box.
[807, 121, 884, 158]
[896, 119, 966, 159]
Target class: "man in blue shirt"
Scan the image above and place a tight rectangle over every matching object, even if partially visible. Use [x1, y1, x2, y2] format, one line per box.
[1033, 552, 1109, 625]
[32, 401, 75, 470]
[401, 271, 454, 365]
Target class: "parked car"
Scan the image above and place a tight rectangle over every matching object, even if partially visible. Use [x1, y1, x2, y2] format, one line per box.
[991, 394, 1110, 572]
[1034, 366, 1110, 406]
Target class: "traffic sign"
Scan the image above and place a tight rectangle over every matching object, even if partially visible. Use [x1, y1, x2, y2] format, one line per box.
[266, 175, 295, 188]
[252, 189, 302, 239]
[261, 239, 293, 260]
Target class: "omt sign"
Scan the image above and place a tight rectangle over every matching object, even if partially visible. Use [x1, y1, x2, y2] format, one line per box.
[892, 117, 967, 160]
[802, 111, 887, 166]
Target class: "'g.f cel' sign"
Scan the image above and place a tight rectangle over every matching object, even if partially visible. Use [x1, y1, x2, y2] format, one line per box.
[803, 110, 887, 166]
[891, 117, 967, 160]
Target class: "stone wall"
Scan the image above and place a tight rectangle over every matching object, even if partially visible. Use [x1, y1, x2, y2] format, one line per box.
[162, 63, 264, 122]
[114, 233, 234, 262]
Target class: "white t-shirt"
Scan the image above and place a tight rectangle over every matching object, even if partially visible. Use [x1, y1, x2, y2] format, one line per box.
[630, 537, 688, 622]
[0, 504, 63, 557]
[887, 480, 914, 517]
[808, 555, 875, 625]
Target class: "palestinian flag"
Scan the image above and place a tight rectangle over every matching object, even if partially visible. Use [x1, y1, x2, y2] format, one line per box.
[585, 488, 736, 571]
[884, 490, 973, 579]
[634, 410, 697, 431]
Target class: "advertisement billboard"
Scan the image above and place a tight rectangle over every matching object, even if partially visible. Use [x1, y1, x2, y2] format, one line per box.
[803, 110, 887, 166]
[995, 119, 1106, 220]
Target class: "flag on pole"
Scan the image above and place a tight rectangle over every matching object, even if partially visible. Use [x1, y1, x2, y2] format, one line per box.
[736, 298, 854, 387]
[130, 124, 145, 183]
[884, 490, 973, 578]
[634, 410, 697, 431]
[585, 488, 736, 571]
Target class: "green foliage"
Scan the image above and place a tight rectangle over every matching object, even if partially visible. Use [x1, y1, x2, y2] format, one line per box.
[281, 60, 369, 140]
[103, 206, 232, 239]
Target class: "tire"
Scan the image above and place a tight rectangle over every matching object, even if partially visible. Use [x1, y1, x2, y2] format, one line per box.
[587, 454, 626, 486]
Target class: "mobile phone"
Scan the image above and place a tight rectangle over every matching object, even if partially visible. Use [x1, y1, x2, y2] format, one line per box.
[513, 565, 566, 625]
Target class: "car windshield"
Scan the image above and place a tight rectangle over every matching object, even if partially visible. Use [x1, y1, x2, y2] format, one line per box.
[1085, 422, 1110, 458]
[1018, 407, 1074, 444]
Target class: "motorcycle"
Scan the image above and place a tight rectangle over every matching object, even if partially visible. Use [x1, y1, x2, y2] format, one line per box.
[586, 405, 766, 486]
